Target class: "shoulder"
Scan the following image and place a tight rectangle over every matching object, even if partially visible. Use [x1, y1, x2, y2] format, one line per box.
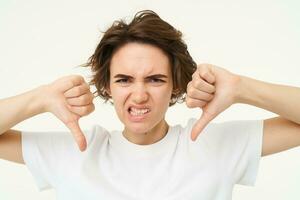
[178, 118, 263, 147]
[21, 124, 111, 153]
[182, 118, 263, 135]
[85, 124, 110, 147]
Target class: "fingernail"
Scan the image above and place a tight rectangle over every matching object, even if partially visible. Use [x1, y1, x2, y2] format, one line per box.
[191, 134, 195, 141]
[79, 144, 86, 152]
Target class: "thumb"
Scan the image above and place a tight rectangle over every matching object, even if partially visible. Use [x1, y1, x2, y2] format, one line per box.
[65, 120, 87, 151]
[191, 111, 215, 141]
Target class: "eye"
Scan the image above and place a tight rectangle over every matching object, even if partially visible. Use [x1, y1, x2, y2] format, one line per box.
[149, 78, 165, 83]
[115, 79, 129, 83]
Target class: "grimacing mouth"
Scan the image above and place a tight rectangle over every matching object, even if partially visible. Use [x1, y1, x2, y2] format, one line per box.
[128, 106, 151, 114]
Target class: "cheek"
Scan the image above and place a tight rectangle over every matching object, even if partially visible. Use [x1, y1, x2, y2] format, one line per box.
[111, 87, 128, 101]
[111, 88, 129, 115]
[151, 87, 172, 105]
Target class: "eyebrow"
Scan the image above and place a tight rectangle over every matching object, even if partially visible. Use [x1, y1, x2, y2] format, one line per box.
[113, 74, 168, 79]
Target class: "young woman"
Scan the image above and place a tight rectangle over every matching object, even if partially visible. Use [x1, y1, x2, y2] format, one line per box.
[1, 10, 300, 200]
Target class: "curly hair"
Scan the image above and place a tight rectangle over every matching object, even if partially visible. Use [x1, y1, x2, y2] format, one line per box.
[83, 10, 197, 106]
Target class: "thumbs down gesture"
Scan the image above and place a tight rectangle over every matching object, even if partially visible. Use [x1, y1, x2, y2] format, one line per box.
[186, 63, 240, 141]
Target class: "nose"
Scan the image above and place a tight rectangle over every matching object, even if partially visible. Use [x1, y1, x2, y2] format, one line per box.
[131, 83, 149, 104]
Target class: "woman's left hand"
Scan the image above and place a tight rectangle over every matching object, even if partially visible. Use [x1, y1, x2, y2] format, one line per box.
[186, 63, 240, 141]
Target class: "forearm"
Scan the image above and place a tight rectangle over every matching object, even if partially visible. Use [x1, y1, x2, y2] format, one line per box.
[0, 85, 47, 134]
[236, 75, 300, 124]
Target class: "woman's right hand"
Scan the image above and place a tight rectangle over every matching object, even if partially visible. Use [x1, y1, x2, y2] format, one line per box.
[44, 75, 95, 151]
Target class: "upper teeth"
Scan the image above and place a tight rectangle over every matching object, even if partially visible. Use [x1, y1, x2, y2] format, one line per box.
[130, 107, 150, 116]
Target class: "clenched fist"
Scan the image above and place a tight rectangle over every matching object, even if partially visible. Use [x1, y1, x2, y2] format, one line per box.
[44, 75, 95, 151]
[186, 64, 240, 141]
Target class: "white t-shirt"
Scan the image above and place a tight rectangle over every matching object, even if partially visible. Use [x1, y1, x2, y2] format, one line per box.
[22, 118, 263, 200]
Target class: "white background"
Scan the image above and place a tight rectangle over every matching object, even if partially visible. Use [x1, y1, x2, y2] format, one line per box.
[0, 0, 300, 199]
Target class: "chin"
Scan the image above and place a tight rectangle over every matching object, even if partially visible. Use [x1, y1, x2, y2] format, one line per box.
[125, 123, 152, 134]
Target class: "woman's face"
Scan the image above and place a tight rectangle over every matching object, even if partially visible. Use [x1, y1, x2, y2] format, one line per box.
[109, 42, 173, 136]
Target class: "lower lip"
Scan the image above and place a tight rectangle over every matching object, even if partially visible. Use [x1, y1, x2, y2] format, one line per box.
[127, 110, 150, 122]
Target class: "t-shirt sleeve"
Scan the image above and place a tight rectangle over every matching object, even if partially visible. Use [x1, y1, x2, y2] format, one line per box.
[21, 128, 93, 191]
[187, 118, 263, 186]
[221, 120, 263, 186]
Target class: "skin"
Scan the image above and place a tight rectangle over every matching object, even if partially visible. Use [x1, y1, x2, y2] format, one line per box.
[186, 64, 300, 156]
[1, 43, 300, 165]
[108, 42, 173, 145]
[0, 75, 94, 153]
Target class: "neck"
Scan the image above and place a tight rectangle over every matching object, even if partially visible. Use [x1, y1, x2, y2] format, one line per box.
[123, 120, 169, 145]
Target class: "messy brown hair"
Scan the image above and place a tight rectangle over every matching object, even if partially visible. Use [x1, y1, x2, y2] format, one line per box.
[83, 10, 197, 106]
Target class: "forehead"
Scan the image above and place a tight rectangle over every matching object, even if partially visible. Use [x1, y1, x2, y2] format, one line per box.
[110, 42, 171, 76]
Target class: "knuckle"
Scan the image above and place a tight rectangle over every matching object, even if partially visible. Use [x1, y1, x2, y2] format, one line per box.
[90, 92, 95, 99]
[79, 96, 86, 104]
[83, 84, 91, 93]
[83, 95, 92, 104]
[88, 105, 95, 113]
[188, 87, 196, 96]
[207, 93, 214, 100]
[199, 101, 206, 107]
[81, 84, 88, 92]
[71, 75, 84, 86]
[83, 106, 90, 113]
[82, 105, 94, 116]
[185, 98, 194, 108]
[192, 72, 197, 79]
[90, 104, 95, 112]
[197, 65, 202, 71]
[193, 79, 202, 88]
[87, 94, 94, 103]
[85, 95, 91, 103]
[200, 71, 208, 78]
[187, 82, 192, 91]
[185, 98, 191, 107]
[186, 103, 192, 108]
[82, 94, 89, 102]
[85, 83, 91, 90]
[74, 75, 84, 81]
[79, 106, 88, 114]
[71, 79, 78, 86]
[75, 87, 81, 94]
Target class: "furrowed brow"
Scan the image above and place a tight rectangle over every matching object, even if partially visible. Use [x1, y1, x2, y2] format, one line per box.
[113, 74, 132, 79]
[113, 74, 168, 79]
[146, 74, 168, 79]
